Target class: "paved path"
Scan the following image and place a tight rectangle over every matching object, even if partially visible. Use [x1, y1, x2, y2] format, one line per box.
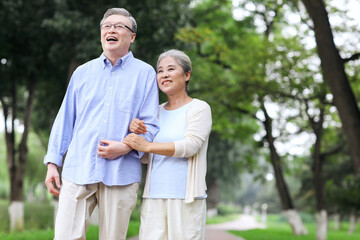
[128, 214, 265, 240]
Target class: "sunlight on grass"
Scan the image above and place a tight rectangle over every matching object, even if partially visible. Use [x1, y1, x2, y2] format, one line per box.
[230, 216, 360, 240]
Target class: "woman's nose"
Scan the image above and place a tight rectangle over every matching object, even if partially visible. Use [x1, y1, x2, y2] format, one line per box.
[163, 71, 169, 77]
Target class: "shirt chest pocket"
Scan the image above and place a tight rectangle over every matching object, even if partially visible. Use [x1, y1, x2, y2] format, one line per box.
[117, 90, 140, 114]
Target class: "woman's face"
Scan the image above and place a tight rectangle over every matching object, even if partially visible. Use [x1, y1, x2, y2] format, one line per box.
[156, 56, 190, 95]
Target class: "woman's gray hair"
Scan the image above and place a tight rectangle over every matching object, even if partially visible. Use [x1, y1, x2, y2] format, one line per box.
[100, 8, 137, 33]
[157, 49, 192, 72]
[157, 49, 192, 91]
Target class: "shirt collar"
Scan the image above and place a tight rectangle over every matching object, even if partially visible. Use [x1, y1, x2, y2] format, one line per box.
[101, 51, 134, 69]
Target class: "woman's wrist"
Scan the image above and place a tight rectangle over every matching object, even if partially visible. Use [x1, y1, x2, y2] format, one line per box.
[145, 142, 152, 153]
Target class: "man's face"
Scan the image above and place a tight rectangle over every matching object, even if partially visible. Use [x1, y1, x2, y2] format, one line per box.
[100, 14, 136, 56]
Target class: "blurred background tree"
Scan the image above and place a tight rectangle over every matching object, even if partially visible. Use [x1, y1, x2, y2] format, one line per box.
[1, 0, 360, 239]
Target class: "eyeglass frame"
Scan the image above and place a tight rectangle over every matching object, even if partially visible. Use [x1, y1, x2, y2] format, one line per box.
[100, 22, 135, 33]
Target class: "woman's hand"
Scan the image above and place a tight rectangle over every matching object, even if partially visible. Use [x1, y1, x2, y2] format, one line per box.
[123, 134, 150, 152]
[97, 140, 132, 159]
[129, 118, 147, 134]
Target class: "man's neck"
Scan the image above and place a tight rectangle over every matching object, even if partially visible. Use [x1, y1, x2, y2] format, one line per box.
[105, 50, 129, 66]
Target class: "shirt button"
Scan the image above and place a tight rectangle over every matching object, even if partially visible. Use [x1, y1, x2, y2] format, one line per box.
[108, 87, 113, 90]
[105, 103, 109, 107]
[103, 120, 107, 123]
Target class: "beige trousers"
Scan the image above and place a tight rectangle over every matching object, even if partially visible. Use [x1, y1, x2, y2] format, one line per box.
[139, 199, 206, 240]
[54, 178, 139, 240]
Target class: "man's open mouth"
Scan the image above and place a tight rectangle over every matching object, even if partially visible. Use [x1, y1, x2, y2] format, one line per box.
[106, 36, 118, 41]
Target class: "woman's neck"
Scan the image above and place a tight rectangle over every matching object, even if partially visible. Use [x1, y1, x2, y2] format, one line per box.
[165, 94, 192, 110]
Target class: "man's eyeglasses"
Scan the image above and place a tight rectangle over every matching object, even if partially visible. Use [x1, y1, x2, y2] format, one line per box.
[100, 22, 134, 33]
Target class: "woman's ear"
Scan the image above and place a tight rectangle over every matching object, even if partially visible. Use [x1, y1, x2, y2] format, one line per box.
[185, 71, 191, 82]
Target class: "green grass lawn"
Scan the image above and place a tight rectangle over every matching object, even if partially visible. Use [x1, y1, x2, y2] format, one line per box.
[230, 215, 360, 240]
[1, 209, 359, 240]
[0, 221, 140, 240]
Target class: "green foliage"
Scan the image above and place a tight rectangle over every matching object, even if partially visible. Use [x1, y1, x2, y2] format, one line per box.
[0, 200, 9, 231]
[268, 212, 316, 224]
[234, 175, 282, 213]
[24, 202, 54, 229]
[0, 134, 9, 199]
[0, 131, 47, 200]
[24, 132, 47, 191]
[326, 175, 360, 212]
[0, 201, 53, 232]
[177, 0, 263, 141]
[206, 214, 239, 224]
[217, 204, 242, 216]
[207, 132, 258, 184]
[178, 0, 360, 218]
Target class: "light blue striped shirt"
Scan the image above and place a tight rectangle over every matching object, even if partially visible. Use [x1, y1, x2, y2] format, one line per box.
[44, 51, 159, 186]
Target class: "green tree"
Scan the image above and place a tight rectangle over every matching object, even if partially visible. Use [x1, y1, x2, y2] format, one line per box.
[0, 0, 56, 231]
[301, 0, 360, 175]
[206, 131, 259, 209]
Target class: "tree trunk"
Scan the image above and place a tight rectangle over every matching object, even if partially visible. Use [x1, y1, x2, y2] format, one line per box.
[312, 107, 325, 212]
[283, 209, 309, 235]
[262, 104, 293, 210]
[308, 102, 328, 240]
[67, 58, 81, 85]
[206, 175, 219, 210]
[301, 0, 360, 174]
[316, 210, 327, 240]
[3, 78, 25, 231]
[261, 103, 308, 235]
[4, 75, 36, 231]
[348, 209, 356, 234]
[8, 201, 24, 232]
[333, 213, 340, 230]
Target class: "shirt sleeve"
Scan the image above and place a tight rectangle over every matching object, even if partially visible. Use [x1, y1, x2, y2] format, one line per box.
[43, 73, 77, 166]
[128, 68, 159, 158]
[173, 101, 212, 158]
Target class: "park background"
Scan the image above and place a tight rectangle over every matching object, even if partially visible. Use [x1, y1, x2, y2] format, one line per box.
[1, 0, 360, 239]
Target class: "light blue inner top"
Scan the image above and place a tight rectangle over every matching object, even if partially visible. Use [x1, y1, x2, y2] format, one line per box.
[149, 103, 190, 199]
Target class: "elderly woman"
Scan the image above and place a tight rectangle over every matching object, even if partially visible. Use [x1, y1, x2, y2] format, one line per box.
[99, 49, 212, 239]
[125, 49, 212, 240]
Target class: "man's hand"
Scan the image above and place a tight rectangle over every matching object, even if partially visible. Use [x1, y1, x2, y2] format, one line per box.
[97, 140, 132, 159]
[129, 118, 147, 134]
[45, 163, 61, 196]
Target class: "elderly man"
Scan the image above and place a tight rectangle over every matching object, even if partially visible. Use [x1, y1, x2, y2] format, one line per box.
[44, 8, 159, 240]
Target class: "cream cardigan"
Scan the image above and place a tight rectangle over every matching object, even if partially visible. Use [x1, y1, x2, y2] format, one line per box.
[142, 99, 212, 203]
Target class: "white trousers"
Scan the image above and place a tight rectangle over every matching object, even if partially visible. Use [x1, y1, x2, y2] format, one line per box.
[139, 199, 206, 240]
[54, 178, 139, 240]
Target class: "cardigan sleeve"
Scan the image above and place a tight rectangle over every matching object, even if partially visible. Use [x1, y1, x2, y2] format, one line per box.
[173, 100, 212, 158]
